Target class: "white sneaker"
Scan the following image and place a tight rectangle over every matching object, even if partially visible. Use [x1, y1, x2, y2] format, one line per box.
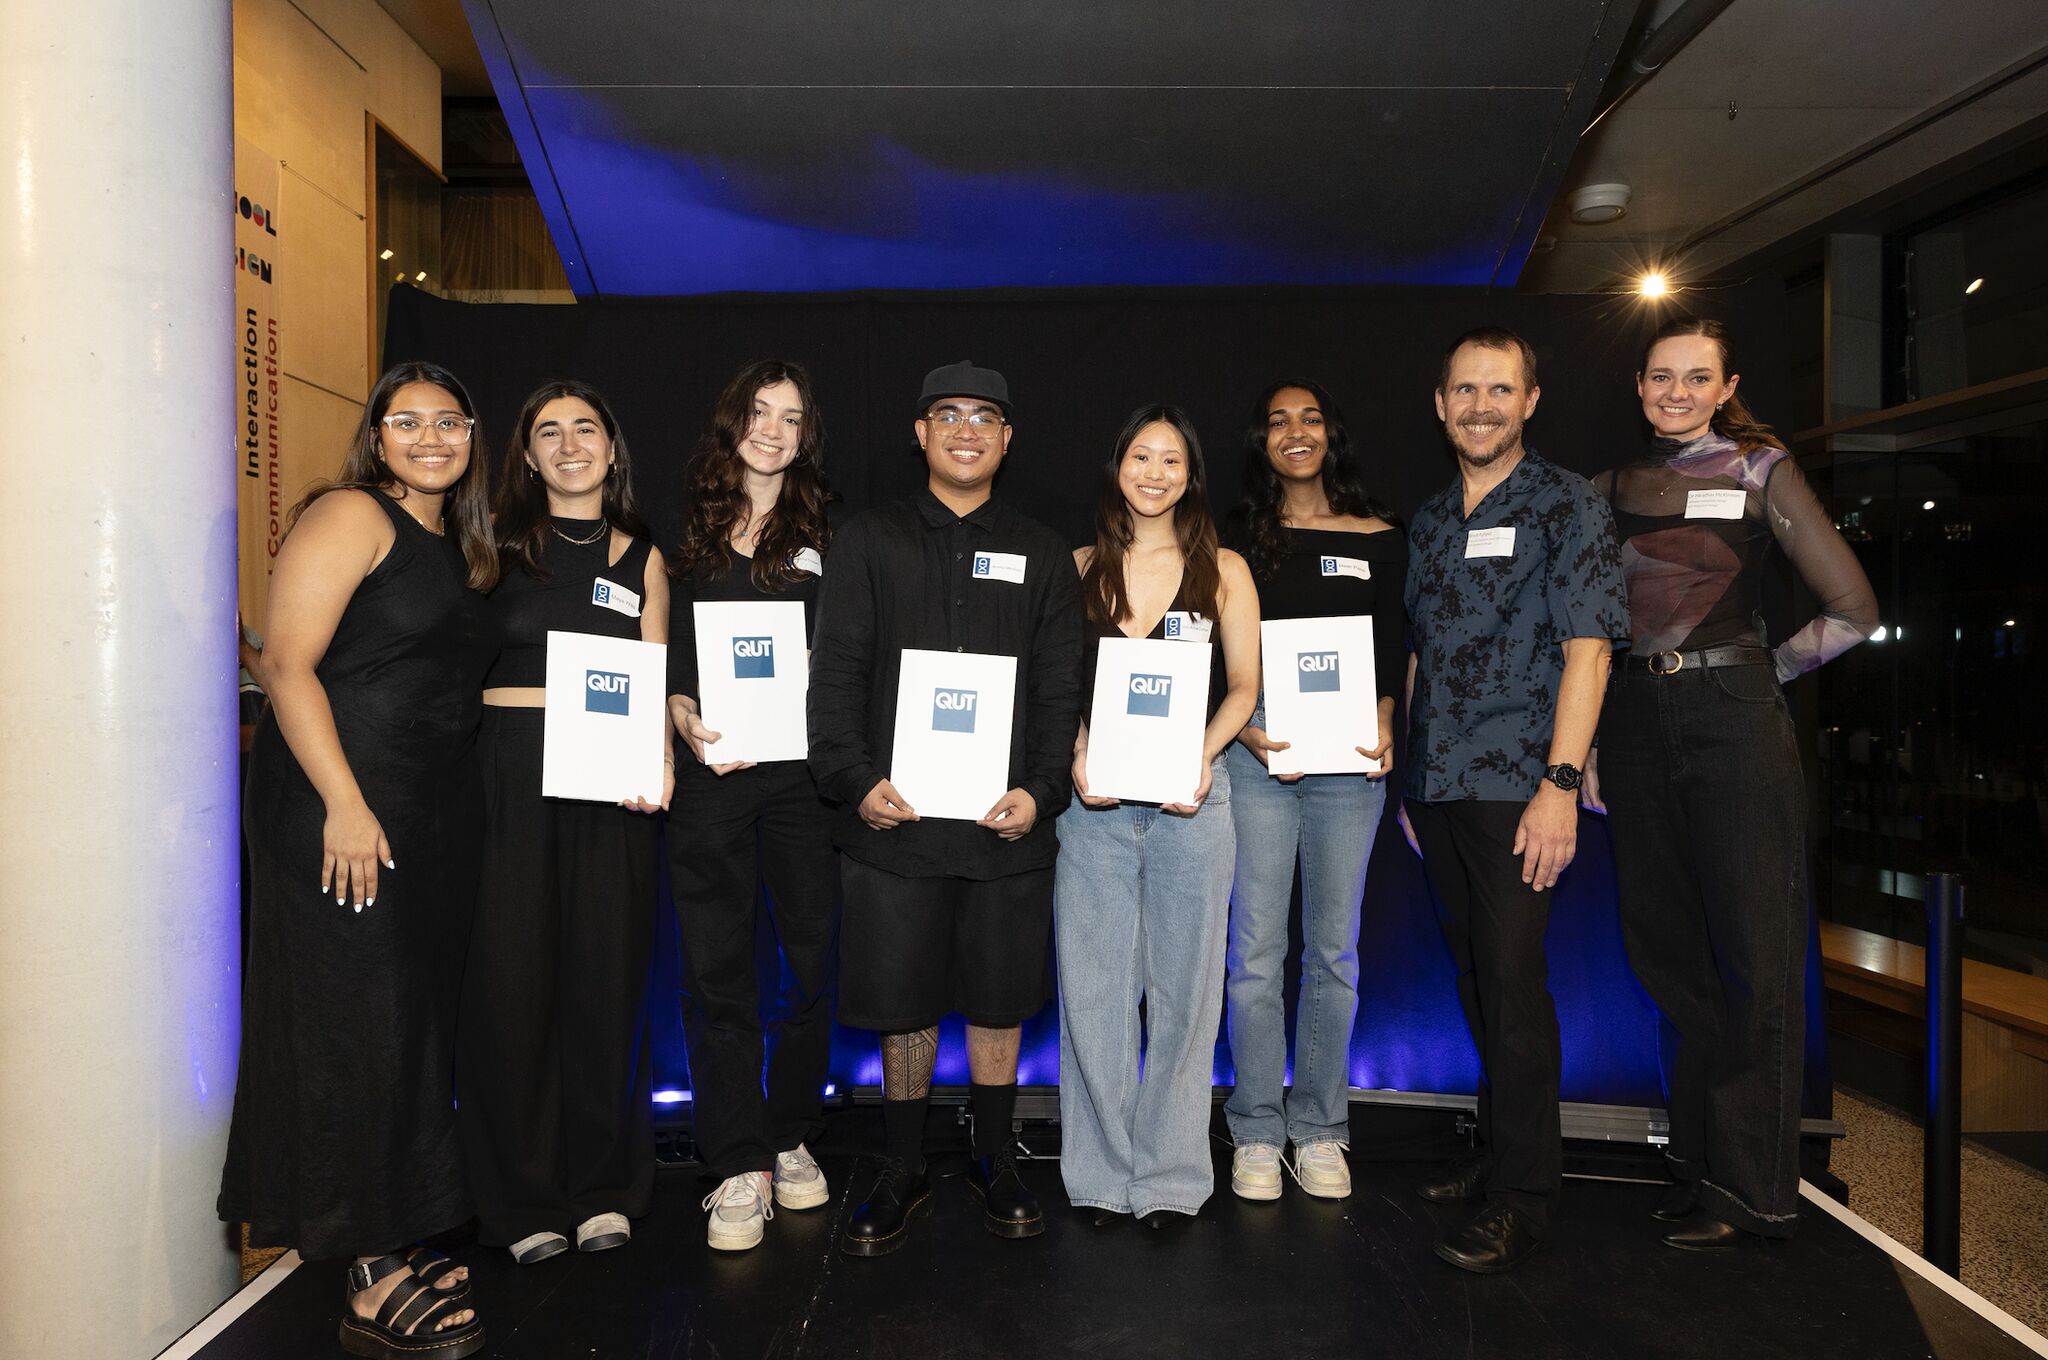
[1291, 1141, 1353, 1199]
[1231, 1143, 1284, 1201]
[703, 1171, 774, 1251]
[773, 1143, 830, 1210]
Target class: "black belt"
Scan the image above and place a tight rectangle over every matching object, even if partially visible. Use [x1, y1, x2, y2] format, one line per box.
[1619, 645, 1772, 676]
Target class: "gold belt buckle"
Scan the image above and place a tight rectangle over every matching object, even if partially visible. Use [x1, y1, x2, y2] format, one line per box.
[1650, 651, 1684, 676]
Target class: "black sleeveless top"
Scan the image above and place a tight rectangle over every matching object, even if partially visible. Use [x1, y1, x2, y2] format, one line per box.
[482, 518, 653, 688]
[1221, 524, 1406, 703]
[1083, 579, 1229, 724]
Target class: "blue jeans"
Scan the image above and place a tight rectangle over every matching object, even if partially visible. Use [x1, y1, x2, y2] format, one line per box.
[1055, 758, 1234, 1216]
[1223, 698, 1385, 1148]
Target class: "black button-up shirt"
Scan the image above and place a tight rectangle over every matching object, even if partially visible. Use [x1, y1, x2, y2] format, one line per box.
[808, 490, 1084, 879]
[1404, 451, 1629, 803]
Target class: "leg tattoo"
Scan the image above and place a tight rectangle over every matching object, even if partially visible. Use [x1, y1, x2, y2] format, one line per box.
[882, 1027, 939, 1101]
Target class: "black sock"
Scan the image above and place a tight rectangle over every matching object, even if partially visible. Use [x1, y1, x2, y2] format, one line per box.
[882, 1098, 927, 1171]
[970, 1082, 1017, 1160]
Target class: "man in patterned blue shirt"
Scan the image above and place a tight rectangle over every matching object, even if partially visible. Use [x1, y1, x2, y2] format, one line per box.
[1401, 327, 1630, 1274]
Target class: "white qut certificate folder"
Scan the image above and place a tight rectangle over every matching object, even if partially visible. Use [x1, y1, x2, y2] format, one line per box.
[1259, 615, 1380, 776]
[542, 631, 668, 803]
[693, 600, 810, 764]
[889, 648, 1018, 821]
[1085, 635, 1213, 805]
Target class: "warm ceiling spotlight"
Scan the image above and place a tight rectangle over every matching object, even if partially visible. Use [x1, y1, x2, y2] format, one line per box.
[1568, 183, 1632, 224]
[1639, 272, 1670, 298]
[415, 271, 427, 282]
[379, 248, 394, 260]
[1922, 500, 1936, 510]
[2006, 618, 2018, 628]
[1965, 277, 1984, 294]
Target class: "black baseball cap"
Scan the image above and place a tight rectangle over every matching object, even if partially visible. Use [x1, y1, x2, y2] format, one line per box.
[916, 360, 1013, 421]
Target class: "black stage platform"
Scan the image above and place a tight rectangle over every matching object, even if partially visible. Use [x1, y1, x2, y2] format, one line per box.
[178, 1108, 2044, 1360]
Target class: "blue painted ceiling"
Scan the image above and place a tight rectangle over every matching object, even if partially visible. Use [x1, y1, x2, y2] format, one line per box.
[463, 1, 1639, 298]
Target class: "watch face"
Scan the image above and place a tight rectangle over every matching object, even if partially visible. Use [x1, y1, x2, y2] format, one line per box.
[1549, 764, 1582, 791]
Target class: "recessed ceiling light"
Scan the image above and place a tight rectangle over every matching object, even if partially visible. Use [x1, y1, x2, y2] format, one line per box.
[1922, 500, 1936, 510]
[379, 248, 394, 260]
[415, 271, 427, 282]
[1639, 272, 1669, 298]
[1965, 277, 1984, 294]
[1568, 183, 1632, 225]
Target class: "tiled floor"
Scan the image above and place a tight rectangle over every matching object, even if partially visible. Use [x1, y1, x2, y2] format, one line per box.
[1831, 1086, 2048, 1335]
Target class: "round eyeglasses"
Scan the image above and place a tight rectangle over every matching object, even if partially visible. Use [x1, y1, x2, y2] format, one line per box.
[381, 414, 476, 444]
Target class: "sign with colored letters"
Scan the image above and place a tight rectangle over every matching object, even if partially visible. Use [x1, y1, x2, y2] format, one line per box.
[1258, 615, 1380, 776]
[889, 648, 1018, 820]
[542, 631, 667, 802]
[694, 600, 811, 764]
[1084, 635, 1213, 805]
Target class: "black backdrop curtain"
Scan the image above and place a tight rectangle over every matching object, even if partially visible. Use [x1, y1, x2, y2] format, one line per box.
[385, 281, 1787, 546]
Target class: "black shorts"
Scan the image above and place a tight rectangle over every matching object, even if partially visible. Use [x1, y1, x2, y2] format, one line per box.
[837, 858, 1054, 1031]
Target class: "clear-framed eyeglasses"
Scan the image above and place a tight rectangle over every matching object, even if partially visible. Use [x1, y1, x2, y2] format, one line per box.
[381, 413, 476, 444]
[924, 408, 1005, 431]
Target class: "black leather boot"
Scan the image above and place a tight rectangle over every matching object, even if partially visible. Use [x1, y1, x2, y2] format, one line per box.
[840, 1158, 931, 1258]
[966, 1148, 1043, 1239]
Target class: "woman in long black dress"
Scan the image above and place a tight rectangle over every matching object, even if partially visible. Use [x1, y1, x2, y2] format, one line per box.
[459, 379, 669, 1264]
[220, 362, 497, 1358]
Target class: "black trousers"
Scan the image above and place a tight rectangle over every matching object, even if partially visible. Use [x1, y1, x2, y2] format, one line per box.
[670, 759, 841, 1183]
[1407, 798, 1561, 1231]
[457, 708, 656, 1245]
[1600, 662, 1807, 1236]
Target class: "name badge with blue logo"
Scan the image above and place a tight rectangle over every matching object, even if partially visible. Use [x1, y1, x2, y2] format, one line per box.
[732, 636, 775, 679]
[1297, 651, 1341, 693]
[932, 687, 979, 733]
[585, 669, 631, 714]
[791, 547, 824, 576]
[1319, 555, 1371, 581]
[591, 578, 641, 618]
[1127, 673, 1173, 717]
[971, 550, 1027, 584]
[1162, 611, 1214, 644]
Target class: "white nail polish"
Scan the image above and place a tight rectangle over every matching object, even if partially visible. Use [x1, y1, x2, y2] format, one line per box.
[366, 897, 375, 907]
[353, 903, 362, 913]
[385, 859, 395, 869]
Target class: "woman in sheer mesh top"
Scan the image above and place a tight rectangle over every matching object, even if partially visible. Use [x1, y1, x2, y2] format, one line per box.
[1590, 315, 1876, 1253]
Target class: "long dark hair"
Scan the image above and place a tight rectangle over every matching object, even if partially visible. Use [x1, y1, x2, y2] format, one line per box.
[289, 361, 498, 591]
[673, 359, 832, 590]
[1232, 378, 1395, 582]
[1081, 405, 1221, 629]
[495, 379, 652, 578]
[1640, 315, 1780, 455]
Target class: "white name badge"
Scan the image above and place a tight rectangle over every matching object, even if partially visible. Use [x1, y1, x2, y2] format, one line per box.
[791, 547, 824, 576]
[1685, 489, 1747, 521]
[1319, 555, 1371, 581]
[1465, 527, 1516, 559]
[591, 578, 641, 618]
[1162, 611, 1214, 643]
[971, 550, 1027, 584]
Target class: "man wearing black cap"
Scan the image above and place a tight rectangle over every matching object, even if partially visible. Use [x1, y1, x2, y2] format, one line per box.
[809, 361, 1084, 1256]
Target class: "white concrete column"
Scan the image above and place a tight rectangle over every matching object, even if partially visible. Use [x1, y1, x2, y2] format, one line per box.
[0, 3, 242, 1356]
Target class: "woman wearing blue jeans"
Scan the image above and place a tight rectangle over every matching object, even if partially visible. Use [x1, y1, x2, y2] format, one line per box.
[1222, 379, 1406, 1201]
[1058, 404, 1260, 1228]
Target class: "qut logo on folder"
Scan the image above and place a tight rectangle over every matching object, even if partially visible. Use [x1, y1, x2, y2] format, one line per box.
[1298, 651, 1340, 693]
[585, 670, 631, 714]
[1127, 673, 1172, 717]
[932, 688, 979, 733]
[732, 636, 775, 679]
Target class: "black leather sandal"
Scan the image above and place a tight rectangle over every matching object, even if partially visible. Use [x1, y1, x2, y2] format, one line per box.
[339, 1253, 485, 1359]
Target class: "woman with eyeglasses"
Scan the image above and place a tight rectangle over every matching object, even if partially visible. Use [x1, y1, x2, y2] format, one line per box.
[457, 379, 670, 1266]
[219, 362, 496, 1359]
[1059, 404, 1260, 1228]
[666, 359, 839, 1253]
[1591, 316, 1875, 1251]
[1220, 379, 1405, 1204]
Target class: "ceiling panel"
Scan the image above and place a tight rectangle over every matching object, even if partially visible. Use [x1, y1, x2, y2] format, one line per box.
[462, 0, 1638, 296]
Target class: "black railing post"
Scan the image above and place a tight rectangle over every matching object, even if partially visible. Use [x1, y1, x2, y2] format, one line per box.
[1922, 872, 1965, 1276]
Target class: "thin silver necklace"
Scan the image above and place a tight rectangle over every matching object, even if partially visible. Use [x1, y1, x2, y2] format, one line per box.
[551, 518, 607, 546]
